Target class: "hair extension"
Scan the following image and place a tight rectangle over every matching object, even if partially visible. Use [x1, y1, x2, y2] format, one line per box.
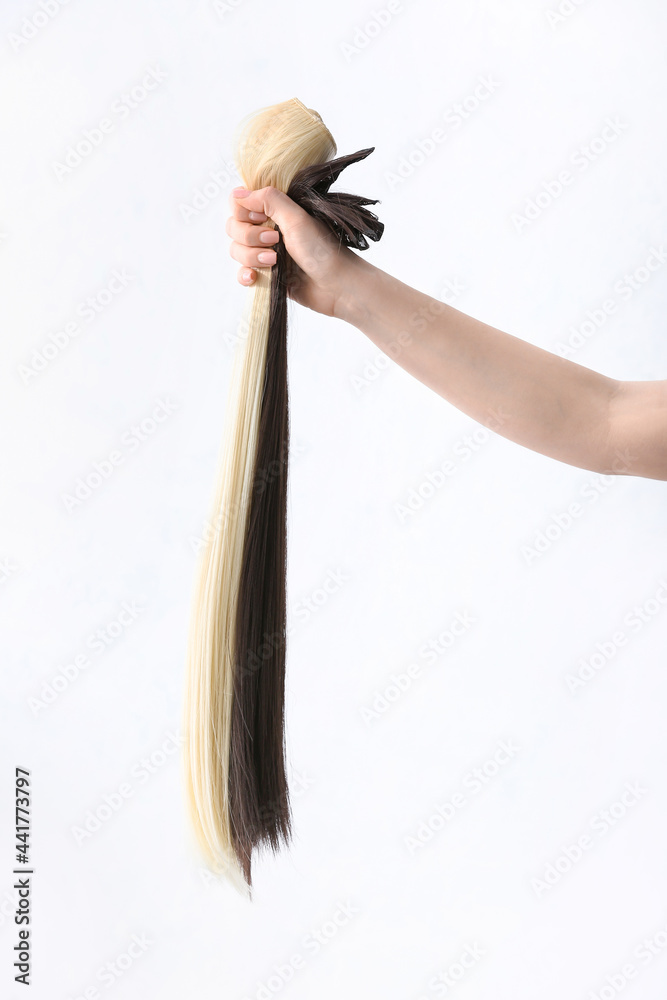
[183, 98, 384, 890]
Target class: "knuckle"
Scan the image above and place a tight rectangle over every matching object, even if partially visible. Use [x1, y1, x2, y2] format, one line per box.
[263, 185, 281, 209]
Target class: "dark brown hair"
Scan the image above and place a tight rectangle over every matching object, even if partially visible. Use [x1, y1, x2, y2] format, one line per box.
[229, 149, 384, 885]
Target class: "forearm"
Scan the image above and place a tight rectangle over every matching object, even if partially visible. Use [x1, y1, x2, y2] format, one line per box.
[336, 255, 629, 476]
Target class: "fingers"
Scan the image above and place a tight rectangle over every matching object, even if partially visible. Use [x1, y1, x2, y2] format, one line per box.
[225, 215, 279, 249]
[232, 185, 308, 235]
[228, 187, 283, 280]
[228, 186, 305, 286]
[229, 240, 278, 270]
[228, 190, 268, 224]
[238, 266, 257, 286]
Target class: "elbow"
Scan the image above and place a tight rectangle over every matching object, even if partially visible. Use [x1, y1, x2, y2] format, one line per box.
[602, 379, 667, 481]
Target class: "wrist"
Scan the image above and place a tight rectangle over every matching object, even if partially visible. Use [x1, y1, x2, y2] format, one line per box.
[332, 252, 376, 327]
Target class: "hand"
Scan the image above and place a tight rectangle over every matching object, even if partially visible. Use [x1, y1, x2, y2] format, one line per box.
[226, 186, 357, 317]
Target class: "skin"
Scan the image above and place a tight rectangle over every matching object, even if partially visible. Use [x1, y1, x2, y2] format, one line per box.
[226, 186, 667, 482]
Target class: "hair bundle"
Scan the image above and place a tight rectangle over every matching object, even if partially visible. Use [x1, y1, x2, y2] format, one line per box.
[183, 98, 384, 889]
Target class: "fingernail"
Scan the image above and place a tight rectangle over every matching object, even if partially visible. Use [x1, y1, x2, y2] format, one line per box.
[249, 211, 267, 222]
[242, 269, 254, 283]
[259, 230, 279, 244]
[233, 187, 250, 198]
[257, 251, 277, 264]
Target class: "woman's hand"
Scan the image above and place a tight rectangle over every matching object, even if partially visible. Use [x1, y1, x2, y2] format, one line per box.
[226, 186, 356, 317]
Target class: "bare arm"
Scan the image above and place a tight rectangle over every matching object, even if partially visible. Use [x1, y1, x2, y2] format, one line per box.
[336, 255, 667, 480]
[228, 186, 667, 482]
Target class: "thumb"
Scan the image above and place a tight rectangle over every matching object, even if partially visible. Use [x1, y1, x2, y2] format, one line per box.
[233, 186, 309, 236]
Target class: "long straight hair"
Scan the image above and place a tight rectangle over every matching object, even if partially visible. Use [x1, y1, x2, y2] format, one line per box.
[183, 98, 384, 890]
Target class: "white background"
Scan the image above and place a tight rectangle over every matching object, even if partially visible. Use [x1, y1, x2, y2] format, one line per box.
[1, 1, 667, 998]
